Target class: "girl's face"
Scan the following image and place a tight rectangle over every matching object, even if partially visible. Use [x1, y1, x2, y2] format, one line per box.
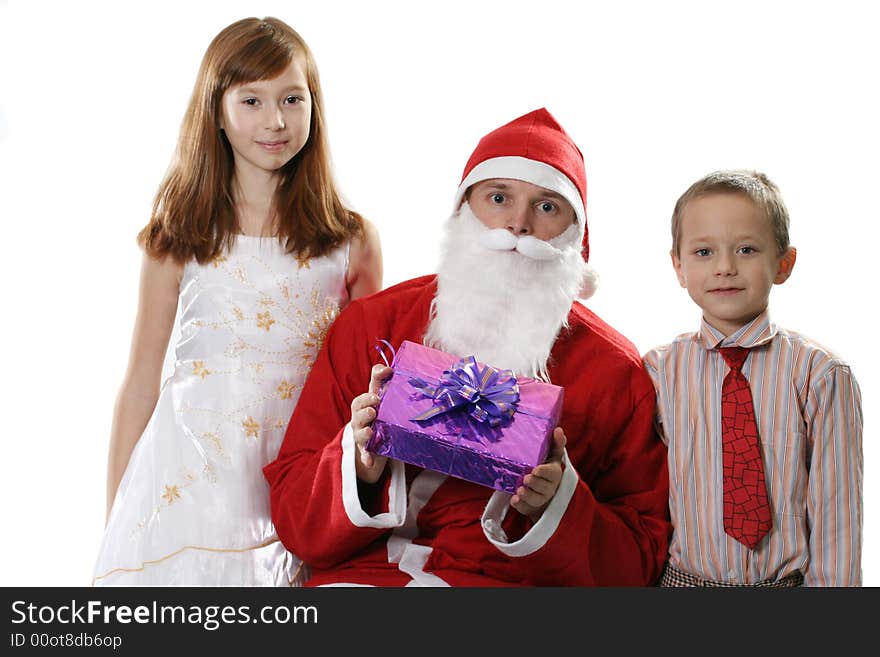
[220, 59, 311, 179]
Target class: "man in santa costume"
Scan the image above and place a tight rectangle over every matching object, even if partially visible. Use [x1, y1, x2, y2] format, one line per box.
[264, 108, 671, 586]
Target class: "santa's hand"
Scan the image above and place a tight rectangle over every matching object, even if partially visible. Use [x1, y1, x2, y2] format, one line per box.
[351, 363, 393, 483]
[510, 427, 566, 523]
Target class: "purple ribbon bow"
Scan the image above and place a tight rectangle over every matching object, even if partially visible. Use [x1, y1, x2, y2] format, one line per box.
[408, 356, 520, 428]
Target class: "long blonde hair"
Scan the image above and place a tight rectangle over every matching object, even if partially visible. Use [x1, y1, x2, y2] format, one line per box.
[138, 17, 363, 263]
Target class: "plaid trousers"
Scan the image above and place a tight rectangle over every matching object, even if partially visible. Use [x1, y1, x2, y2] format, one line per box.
[660, 562, 803, 588]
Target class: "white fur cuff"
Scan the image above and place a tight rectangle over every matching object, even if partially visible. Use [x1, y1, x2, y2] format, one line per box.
[481, 450, 578, 557]
[340, 423, 407, 528]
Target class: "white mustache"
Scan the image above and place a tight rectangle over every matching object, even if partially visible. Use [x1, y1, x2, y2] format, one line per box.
[477, 228, 562, 261]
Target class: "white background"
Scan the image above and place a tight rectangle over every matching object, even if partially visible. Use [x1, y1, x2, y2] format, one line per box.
[0, 0, 876, 585]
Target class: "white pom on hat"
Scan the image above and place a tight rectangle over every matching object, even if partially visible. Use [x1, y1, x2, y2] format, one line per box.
[579, 262, 599, 300]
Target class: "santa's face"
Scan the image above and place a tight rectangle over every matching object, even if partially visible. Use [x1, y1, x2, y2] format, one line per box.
[467, 178, 576, 241]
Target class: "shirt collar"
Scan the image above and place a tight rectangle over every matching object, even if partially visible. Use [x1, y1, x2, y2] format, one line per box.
[696, 309, 777, 350]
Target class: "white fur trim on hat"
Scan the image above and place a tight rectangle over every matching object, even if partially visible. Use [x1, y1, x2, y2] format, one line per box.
[453, 156, 586, 228]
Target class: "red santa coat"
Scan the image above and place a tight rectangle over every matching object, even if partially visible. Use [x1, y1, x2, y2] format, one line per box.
[264, 276, 671, 586]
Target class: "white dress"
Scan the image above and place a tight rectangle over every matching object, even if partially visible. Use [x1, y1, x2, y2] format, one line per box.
[93, 236, 349, 585]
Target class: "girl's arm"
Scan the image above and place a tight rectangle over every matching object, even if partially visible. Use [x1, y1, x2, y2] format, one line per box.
[105, 252, 182, 521]
[345, 219, 383, 301]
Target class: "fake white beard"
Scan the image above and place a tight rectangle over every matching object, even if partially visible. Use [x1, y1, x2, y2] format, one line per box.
[424, 203, 589, 382]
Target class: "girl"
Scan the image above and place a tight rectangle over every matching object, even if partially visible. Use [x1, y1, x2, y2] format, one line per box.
[92, 17, 382, 586]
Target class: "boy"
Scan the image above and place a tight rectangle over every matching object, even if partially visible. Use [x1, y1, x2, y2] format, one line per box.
[643, 170, 862, 587]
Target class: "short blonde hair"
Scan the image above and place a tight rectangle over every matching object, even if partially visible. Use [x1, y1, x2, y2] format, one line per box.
[671, 170, 790, 256]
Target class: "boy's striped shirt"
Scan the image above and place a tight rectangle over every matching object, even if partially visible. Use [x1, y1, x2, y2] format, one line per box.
[643, 311, 862, 586]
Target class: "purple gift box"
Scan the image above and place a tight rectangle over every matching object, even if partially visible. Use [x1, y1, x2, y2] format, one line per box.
[365, 340, 564, 493]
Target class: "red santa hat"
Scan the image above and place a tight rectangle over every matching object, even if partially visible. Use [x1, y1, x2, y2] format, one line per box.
[452, 108, 591, 262]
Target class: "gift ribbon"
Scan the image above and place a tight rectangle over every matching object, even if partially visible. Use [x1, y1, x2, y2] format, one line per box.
[372, 340, 547, 431]
[374, 339, 396, 368]
[408, 355, 520, 428]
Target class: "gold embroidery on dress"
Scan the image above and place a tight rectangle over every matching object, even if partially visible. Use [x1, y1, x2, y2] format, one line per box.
[267, 417, 288, 430]
[298, 286, 340, 366]
[135, 244, 343, 544]
[181, 396, 278, 421]
[302, 304, 337, 358]
[225, 338, 247, 358]
[202, 431, 226, 460]
[161, 485, 181, 504]
[242, 416, 260, 439]
[92, 537, 292, 585]
[256, 311, 275, 331]
[131, 466, 200, 538]
[277, 379, 297, 399]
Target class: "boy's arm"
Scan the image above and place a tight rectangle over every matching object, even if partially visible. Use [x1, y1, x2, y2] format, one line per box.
[641, 349, 669, 446]
[804, 364, 863, 586]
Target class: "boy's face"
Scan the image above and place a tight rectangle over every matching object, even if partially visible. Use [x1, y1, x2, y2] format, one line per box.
[467, 178, 576, 241]
[672, 192, 795, 336]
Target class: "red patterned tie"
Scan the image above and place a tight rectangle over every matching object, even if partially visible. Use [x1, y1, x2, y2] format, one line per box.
[718, 346, 772, 549]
